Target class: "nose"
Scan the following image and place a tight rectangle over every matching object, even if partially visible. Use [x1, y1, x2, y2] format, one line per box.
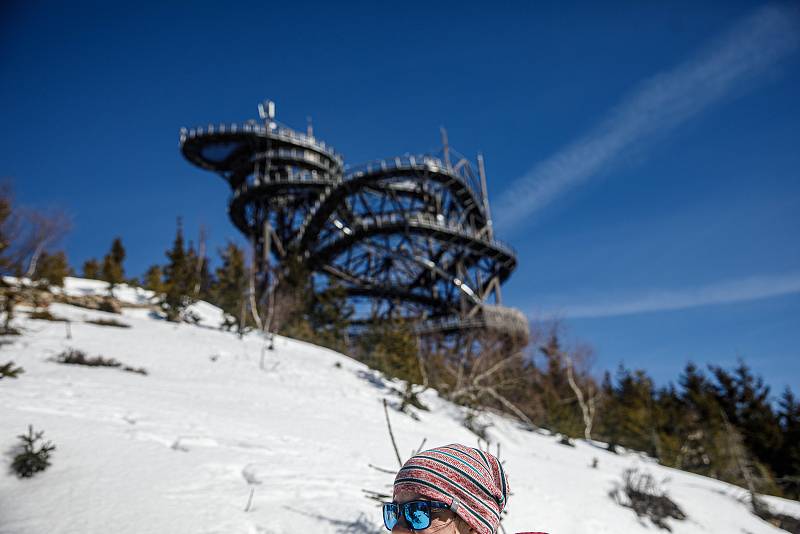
[392, 521, 413, 533]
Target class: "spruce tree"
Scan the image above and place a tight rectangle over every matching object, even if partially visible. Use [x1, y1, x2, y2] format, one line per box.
[653, 383, 691, 466]
[11, 425, 55, 478]
[32, 250, 70, 287]
[272, 259, 354, 351]
[357, 316, 419, 384]
[211, 242, 247, 333]
[185, 242, 212, 301]
[777, 388, 800, 498]
[110, 238, 125, 271]
[142, 265, 165, 293]
[101, 237, 126, 286]
[82, 258, 100, 279]
[710, 362, 783, 481]
[536, 334, 584, 436]
[306, 281, 353, 352]
[162, 220, 194, 321]
[597, 366, 659, 456]
[674, 363, 723, 476]
[274, 257, 314, 336]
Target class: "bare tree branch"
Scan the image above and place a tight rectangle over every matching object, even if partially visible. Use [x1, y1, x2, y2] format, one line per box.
[566, 355, 597, 440]
[248, 236, 263, 331]
[10, 208, 71, 278]
[484, 386, 536, 429]
[472, 352, 521, 385]
[383, 398, 403, 468]
[368, 463, 397, 475]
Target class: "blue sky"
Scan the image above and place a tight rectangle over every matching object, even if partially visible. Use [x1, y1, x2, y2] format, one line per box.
[2, 1, 798, 391]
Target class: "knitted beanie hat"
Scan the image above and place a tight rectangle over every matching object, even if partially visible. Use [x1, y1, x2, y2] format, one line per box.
[393, 443, 509, 534]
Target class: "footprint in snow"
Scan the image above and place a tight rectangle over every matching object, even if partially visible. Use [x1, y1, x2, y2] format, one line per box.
[171, 436, 220, 451]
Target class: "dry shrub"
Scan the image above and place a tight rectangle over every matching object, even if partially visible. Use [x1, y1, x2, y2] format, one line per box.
[52, 348, 147, 375]
[85, 317, 130, 328]
[28, 308, 68, 322]
[609, 469, 686, 531]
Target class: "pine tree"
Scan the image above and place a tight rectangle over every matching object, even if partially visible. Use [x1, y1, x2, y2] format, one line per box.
[110, 237, 125, 269]
[357, 316, 419, 384]
[162, 220, 194, 321]
[777, 388, 800, 499]
[272, 259, 354, 351]
[597, 366, 659, 456]
[535, 333, 585, 437]
[142, 265, 165, 293]
[652, 383, 690, 466]
[306, 281, 353, 352]
[101, 237, 126, 286]
[185, 241, 212, 301]
[273, 256, 313, 333]
[32, 250, 70, 286]
[710, 362, 783, 481]
[11, 425, 55, 478]
[211, 242, 247, 333]
[82, 258, 100, 279]
[673, 363, 725, 476]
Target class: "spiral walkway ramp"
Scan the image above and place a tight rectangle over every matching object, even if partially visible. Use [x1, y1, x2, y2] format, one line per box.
[180, 101, 528, 342]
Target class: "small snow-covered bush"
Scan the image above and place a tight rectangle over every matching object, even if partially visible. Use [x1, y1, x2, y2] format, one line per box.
[52, 348, 147, 375]
[11, 425, 55, 478]
[610, 468, 686, 531]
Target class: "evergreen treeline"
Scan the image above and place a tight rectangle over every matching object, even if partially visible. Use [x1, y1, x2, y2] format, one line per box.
[137, 220, 350, 344]
[470, 332, 800, 501]
[12, 210, 348, 342]
[597, 361, 799, 497]
[367, 327, 799, 501]
[3, 188, 797, 502]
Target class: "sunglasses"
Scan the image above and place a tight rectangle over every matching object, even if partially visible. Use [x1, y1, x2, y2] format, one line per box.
[382, 500, 451, 531]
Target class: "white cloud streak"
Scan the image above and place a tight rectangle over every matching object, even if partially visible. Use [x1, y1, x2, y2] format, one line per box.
[493, 4, 800, 233]
[532, 272, 800, 319]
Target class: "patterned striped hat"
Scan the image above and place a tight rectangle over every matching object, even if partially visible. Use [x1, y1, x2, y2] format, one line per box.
[393, 443, 509, 534]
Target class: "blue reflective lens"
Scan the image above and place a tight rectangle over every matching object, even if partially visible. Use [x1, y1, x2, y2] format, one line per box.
[404, 501, 432, 530]
[384, 500, 449, 530]
[382, 503, 398, 530]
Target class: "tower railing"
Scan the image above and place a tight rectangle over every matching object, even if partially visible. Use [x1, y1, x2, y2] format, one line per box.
[179, 102, 525, 341]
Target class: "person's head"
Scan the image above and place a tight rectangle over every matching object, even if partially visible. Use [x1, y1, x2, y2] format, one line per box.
[384, 444, 509, 534]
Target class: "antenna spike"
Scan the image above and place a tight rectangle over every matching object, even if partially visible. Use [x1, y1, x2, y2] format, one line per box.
[440, 126, 451, 169]
[477, 152, 493, 239]
[258, 99, 276, 129]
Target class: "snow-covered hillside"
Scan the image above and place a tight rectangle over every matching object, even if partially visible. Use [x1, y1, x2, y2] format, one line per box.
[1, 279, 798, 534]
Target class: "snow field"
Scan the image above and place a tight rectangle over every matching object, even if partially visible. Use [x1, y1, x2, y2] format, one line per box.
[1, 279, 798, 533]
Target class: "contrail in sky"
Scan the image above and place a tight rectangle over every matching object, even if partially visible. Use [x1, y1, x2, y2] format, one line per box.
[493, 4, 800, 233]
[531, 271, 800, 319]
